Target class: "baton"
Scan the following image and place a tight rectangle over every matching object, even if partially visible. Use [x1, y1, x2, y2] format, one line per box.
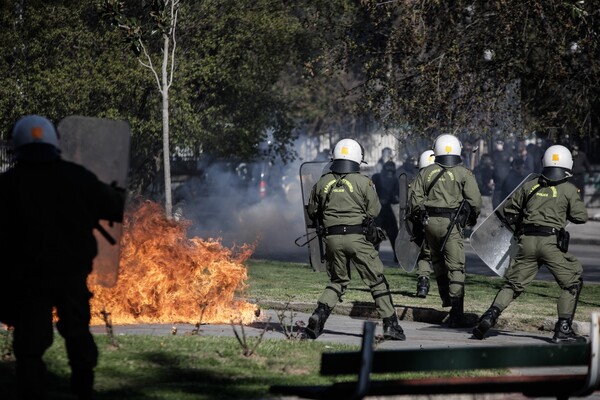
[315, 217, 325, 263]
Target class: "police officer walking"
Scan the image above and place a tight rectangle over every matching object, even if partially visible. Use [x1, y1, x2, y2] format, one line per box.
[473, 145, 588, 343]
[305, 138, 405, 341]
[0, 115, 125, 399]
[413, 150, 435, 298]
[410, 134, 481, 327]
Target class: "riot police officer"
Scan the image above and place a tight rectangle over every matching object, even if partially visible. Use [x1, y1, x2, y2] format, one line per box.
[410, 134, 481, 327]
[306, 138, 405, 341]
[414, 150, 435, 298]
[0, 115, 125, 399]
[473, 145, 588, 343]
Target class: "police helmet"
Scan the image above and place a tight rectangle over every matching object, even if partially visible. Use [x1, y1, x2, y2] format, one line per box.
[331, 138, 365, 173]
[432, 134, 462, 166]
[541, 145, 573, 181]
[11, 115, 60, 162]
[418, 150, 435, 169]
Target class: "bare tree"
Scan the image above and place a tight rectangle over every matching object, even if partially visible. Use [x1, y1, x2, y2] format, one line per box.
[100, 0, 180, 218]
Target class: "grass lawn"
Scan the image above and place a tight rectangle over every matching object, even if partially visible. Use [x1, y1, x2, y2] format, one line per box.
[1, 260, 599, 399]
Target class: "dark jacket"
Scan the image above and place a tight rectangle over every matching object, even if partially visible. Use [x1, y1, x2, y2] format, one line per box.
[0, 158, 124, 276]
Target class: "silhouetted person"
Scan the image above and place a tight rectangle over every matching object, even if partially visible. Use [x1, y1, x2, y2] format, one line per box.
[473, 153, 494, 217]
[513, 140, 535, 175]
[491, 140, 512, 209]
[372, 161, 400, 262]
[395, 155, 418, 181]
[0, 115, 125, 400]
[571, 143, 592, 202]
[501, 158, 528, 201]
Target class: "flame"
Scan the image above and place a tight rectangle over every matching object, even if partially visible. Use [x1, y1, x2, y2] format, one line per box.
[89, 201, 258, 326]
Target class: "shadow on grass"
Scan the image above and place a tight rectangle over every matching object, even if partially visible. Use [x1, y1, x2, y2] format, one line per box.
[0, 350, 304, 400]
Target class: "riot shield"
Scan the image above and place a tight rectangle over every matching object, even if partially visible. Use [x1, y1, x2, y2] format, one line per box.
[299, 161, 330, 272]
[57, 116, 130, 287]
[394, 173, 422, 271]
[469, 173, 539, 277]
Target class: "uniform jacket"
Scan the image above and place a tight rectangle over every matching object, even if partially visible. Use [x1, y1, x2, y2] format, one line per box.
[503, 178, 588, 229]
[410, 162, 482, 218]
[0, 158, 125, 276]
[307, 171, 380, 228]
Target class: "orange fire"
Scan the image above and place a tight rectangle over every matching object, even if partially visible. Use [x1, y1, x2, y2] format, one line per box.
[89, 201, 258, 326]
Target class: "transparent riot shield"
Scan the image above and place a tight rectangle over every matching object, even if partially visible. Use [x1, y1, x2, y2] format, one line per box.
[469, 173, 539, 277]
[57, 116, 130, 287]
[394, 173, 422, 271]
[299, 161, 330, 272]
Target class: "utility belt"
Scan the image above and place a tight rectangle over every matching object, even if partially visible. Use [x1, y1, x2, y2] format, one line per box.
[324, 224, 364, 236]
[518, 224, 570, 253]
[425, 206, 458, 218]
[518, 224, 557, 237]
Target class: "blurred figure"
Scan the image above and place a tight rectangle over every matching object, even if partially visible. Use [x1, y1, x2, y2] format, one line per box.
[0, 115, 125, 400]
[372, 160, 400, 262]
[396, 155, 418, 181]
[314, 148, 331, 162]
[491, 139, 512, 209]
[473, 153, 495, 218]
[513, 140, 535, 175]
[527, 137, 546, 173]
[500, 158, 528, 201]
[461, 140, 475, 170]
[375, 147, 394, 173]
[571, 142, 592, 202]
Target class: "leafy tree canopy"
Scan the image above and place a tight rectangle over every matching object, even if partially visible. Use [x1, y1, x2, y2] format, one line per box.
[314, 0, 600, 141]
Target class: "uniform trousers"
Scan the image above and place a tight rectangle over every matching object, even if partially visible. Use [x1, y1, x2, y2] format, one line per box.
[318, 233, 396, 318]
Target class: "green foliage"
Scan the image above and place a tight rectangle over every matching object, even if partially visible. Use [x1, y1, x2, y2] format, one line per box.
[315, 0, 600, 139]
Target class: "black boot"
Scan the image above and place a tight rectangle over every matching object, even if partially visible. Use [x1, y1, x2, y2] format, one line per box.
[552, 318, 587, 344]
[472, 306, 501, 340]
[382, 313, 406, 341]
[436, 276, 451, 307]
[416, 277, 430, 298]
[305, 303, 332, 339]
[446, 297, 466, 328]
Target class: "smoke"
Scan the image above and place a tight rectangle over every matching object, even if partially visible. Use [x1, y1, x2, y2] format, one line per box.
[171, 158, 309, 262]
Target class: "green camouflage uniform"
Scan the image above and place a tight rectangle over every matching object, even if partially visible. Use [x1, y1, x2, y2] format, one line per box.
[307, 171, 396, 319]
[410, 163, 482, 301]
[491, 178, 587, 319]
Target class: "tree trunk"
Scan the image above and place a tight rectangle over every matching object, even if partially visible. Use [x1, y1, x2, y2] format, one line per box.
[162, 33, 173, 218]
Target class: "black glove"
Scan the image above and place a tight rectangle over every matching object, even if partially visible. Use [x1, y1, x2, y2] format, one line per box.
[467, 213, 477, 227]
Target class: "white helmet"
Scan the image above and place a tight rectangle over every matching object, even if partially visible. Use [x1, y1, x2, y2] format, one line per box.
[331, 138, 364, 173]
[542, 145, 573, 170]
[433, 134, 462, 156]
[541, 144, 573, 181]
[418, 150, 435, 169]
[12, 115, 59, 150]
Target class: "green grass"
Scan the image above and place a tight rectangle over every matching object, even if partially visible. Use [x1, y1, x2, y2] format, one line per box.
[0, 333, 357, 400]
[246, 260, 600, 332]
[2, 260, 599, 399]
